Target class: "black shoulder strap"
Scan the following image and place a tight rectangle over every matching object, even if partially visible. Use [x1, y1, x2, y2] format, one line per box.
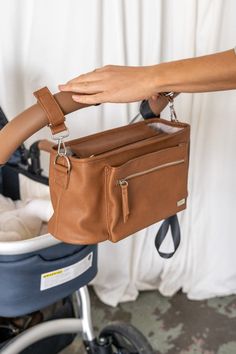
[140, 100, 160, 119]
[155, 214, 181, 259]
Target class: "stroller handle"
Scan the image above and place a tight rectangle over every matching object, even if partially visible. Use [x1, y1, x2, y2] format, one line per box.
[0, 89, 175, 165]
[0, 91, 90, 165]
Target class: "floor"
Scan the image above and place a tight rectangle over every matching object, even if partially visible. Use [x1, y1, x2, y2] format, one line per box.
[61, 287, 236, 354]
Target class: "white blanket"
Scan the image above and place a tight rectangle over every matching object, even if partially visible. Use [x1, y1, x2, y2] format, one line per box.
[0, 195, 42, 241]
[0, 147, 53, 241]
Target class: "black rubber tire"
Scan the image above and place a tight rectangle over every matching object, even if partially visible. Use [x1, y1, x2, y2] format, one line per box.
[99, 321, 154, 354]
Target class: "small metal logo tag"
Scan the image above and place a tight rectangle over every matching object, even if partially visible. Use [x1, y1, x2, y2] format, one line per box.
[177, 198, 186, 207]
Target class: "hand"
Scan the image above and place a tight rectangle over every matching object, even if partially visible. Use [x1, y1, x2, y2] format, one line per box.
[148, 95, 161, 115]
[148, 93, 180, 116]
[59, 65, 159, 104]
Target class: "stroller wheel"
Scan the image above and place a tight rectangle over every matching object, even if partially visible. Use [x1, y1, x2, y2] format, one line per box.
[99, 321, 154, 354]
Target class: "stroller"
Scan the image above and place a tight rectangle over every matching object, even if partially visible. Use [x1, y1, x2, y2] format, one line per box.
[0, 100, 158, 354]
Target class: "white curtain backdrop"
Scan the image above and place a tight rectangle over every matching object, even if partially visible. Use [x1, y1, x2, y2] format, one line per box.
[0, 0, 236, 306]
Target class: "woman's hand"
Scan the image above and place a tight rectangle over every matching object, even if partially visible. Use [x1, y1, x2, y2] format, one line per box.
[59, 49, 236, 105]
[59, 65, 160, 104]
[148, 93, 180, 116]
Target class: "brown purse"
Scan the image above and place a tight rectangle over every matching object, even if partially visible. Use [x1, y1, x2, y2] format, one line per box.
[32, 87, 190, 258]
[0, 87, 189, 258]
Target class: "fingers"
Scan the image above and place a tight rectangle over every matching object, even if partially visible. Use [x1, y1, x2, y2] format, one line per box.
[59, 71, 110, 93]
[59, 73, 100, 93]
[67, 72, 99, 84]
[62, 66, 112, 85]
[151, 94, 160, 100]
[60, 65, 117, 86]
[58, 68, 111, 105]
[72, 93, 108, 105]
[59, 81, 103, 94]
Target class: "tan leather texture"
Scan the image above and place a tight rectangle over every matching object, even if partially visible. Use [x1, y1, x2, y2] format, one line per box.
[35, 88, 190, 245]
[0, 86, 190, 246]
[49, 118, 190, 244]
[0, 91, 89, 165]
[34, 87, 67, 135]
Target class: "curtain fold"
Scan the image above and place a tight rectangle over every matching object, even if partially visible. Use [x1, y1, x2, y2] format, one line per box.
[0, 0, 236, 306]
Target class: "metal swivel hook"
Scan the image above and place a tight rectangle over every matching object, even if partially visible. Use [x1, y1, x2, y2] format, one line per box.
[160, 92, 178, 122]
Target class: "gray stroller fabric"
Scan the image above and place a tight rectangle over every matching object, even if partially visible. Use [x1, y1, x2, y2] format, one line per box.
[0, 242, 98, 317]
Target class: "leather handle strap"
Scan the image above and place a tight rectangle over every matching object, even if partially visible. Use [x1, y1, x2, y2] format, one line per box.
[34, 87, 67, 136]
[0, 91, 90, 165]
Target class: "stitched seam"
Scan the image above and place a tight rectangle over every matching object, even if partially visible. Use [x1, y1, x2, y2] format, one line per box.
[105, 166, 112, 240]
[40, 94, 56, 121]
[37, 92, 65, 126]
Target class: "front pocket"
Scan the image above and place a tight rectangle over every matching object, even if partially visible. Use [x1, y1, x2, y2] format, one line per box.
[105, 144, 189, 242]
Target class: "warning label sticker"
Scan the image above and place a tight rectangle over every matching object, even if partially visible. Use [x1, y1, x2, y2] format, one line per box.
[40, 252, 93, 291]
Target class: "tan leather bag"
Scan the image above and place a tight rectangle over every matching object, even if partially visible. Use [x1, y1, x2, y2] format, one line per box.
[0, 87, 190, 258]
[32, 87, 190, 257]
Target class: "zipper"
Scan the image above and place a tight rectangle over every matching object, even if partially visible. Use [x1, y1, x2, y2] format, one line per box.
[118, 158, 185, 223]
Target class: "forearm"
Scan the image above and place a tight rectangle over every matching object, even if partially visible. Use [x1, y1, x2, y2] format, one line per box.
[59, 48, 236, 105]
[155, 49, 236, 93]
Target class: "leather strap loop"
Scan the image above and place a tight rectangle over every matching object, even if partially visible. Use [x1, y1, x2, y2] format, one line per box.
[34, 87, 67, 136]
[155, 214, 181, 259]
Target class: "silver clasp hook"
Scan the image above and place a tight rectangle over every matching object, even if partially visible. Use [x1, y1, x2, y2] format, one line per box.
[53, 131, 71, 173]
[160, 92, 178, 122]
[51, 128, 70, 157]
[57, 136, 67, 157]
